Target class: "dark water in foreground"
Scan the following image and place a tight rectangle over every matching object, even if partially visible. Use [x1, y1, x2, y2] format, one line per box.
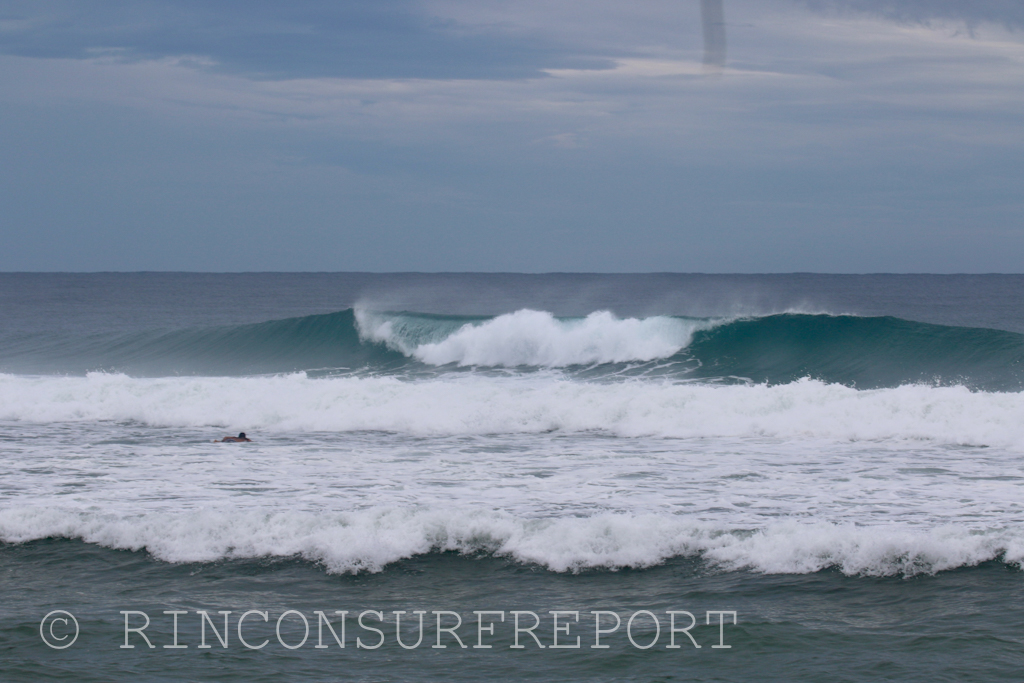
[3, 540, 1022, 683]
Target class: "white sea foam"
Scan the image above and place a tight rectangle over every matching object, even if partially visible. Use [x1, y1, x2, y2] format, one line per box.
[357, 309, 704, 366]
[5, 371, 1024, 577]
[1, 373, 1022, 447]
[1, 506, 1020, 576]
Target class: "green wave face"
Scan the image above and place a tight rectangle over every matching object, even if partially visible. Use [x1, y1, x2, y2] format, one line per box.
[0, 309, 399, 376]
[685, 314, 1024, 390]
[1, 309, 1022, 390]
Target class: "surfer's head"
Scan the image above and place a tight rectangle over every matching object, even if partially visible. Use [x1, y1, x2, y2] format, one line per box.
[238, 432, 246, 439]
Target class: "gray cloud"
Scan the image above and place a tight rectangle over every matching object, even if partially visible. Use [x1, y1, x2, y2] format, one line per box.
[1, 1, 1017, 87]
[0, 0, 617, 79]
[1, 0, 1022, 272]
[799, 0, 1024, 29]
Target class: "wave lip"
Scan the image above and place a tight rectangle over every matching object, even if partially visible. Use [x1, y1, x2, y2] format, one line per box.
[2, 506, 1020, 577]
[358, 308, 705, 367]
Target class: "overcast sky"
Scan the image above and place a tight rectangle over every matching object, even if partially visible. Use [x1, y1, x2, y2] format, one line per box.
[1, 0, 1022, 272]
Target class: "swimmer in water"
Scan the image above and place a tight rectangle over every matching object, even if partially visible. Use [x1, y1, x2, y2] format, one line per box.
[218, 432, 252, 443]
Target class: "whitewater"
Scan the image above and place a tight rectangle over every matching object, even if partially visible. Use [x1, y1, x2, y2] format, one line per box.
[4, 273, 1024, 683]
[3, 275, 1024, 587]
[355, 308, 707, 366]
[1, 372, 1022, 445]
[4, 368, 1024, 577]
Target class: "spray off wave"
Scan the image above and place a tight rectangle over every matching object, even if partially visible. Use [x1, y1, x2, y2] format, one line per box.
[356, 309, 702, 367]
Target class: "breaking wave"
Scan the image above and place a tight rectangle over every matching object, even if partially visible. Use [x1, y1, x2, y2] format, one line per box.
[0, 308, 1022, 389]
[2, 506, 1021, 577]
[1, 372, 1022, 446]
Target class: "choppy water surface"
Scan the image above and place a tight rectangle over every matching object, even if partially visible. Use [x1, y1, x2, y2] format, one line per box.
[2, 273, 1023, 681]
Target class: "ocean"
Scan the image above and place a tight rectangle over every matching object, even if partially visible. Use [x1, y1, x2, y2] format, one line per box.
[2, 272, 1023, 681]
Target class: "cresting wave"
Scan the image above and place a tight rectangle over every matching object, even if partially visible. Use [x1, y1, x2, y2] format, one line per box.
[357, 308, 1024, 389]
[1, 308, 1022, 389]
[1, 373, 1023, 446]
[356, 309, 703, 366]
[2, 506, 1021, 577]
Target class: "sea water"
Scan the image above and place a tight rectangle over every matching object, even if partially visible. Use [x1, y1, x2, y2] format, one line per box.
[2, 273, 1023, 681]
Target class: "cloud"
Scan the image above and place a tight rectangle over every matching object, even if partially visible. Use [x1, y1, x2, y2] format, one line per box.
[800, 0, 1024, 29]
[2, 1, 1019, 87]
[1, 0, 1023, 271]
[0, 0, 617, 80]
[3, 3, 1022, 157]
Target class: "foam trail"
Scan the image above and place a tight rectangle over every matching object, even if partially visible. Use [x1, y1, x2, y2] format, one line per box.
[1, 373, 1023, 447]
[358, 309, 704, 367]
[1, 506, 1020, 576]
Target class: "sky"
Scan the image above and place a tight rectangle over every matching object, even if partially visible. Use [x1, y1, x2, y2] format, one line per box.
[0, 0, 1022, 272]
